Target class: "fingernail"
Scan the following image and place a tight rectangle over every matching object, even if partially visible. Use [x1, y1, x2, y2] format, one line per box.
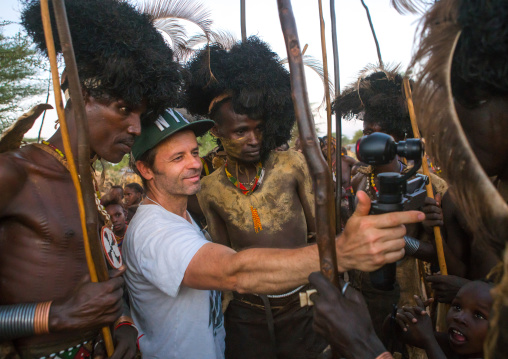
[417, 213, 425, 220]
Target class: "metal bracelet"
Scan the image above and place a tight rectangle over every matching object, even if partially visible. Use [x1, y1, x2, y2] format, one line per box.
[404, 235, 420, 256]
[0, 303, 36, 340]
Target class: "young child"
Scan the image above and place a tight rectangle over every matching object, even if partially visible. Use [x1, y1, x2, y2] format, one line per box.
[395, 281, 493, 358]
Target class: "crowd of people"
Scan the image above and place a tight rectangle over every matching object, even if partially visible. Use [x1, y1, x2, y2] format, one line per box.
[0, 0, 506, 358]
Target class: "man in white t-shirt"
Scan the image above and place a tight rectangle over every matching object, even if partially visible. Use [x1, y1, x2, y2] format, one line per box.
[123, 108, 425, 358]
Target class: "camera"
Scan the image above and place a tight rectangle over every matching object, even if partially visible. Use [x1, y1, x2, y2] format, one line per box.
[356, 132, 429, 290]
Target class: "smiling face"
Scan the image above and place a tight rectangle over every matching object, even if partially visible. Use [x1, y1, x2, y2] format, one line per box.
[85, 95, 146, 163]
[213, 100, 263, 164]
[138, 130, 202, 197]
[446, 281, 493, 357]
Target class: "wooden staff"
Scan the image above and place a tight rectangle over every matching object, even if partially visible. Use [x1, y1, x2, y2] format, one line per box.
[317, 0, 333, 174]
[240, 0, 246, 42]
[329, 0, 342, 233]
[278, 0, 339, 287]
[40, 0, 114, 354]
[403, 77, 448, 275]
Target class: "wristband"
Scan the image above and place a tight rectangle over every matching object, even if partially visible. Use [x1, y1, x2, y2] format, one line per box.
[404, 235, 420, 256]
[375, 352, 393, 359]
[0, 301, 51, 340]
[115, 322, 138, 331]
[114, 315, 134, 328]
[34, 301, 52, 335]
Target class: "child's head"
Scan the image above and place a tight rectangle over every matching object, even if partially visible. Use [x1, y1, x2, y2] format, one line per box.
[446, 280, 493, 357]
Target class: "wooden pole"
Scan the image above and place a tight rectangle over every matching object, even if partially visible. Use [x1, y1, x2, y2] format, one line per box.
[240, 0, 247, 42]
[278, 0, 339, 287]
[403, 78, 448, 275]
[41, 0, 114, 354]
[317, 0, 333, 174]
[329, 0, 342, 233]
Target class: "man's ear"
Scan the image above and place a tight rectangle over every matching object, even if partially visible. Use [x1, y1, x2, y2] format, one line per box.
[210, 124, 220, 138]
[136, 161, 154, 182]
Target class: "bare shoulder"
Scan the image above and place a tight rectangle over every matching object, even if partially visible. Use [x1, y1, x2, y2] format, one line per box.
[0, 149, 29, 213]
[269, 150, 308, 172]
[198, 165, 227, 198]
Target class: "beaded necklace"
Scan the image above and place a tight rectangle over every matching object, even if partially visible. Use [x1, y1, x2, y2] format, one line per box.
[35, 141, 112, 227]
[225, 161, 265, 233]
[369, 172, 378, 193]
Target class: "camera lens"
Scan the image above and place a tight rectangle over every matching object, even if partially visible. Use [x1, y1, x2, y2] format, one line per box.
[396, 139, 424, 160]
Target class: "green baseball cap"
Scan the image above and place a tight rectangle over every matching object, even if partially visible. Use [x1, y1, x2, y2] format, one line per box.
[131, 108, 214, 160]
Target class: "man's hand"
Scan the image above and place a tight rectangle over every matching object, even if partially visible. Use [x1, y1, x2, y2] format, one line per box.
[426, 274, 470, 303]
[336, 191, 425, 272]
[49, 275, 124, 332]
[309, 272, 386, 359]
[111, 325, 138, 359]
[422, 194, 443, 233]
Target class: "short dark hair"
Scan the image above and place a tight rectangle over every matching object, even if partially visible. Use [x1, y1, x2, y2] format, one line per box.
[125, 182, 143, 194]
[102, 197, 125, 210]
[132, 147, 159, 191]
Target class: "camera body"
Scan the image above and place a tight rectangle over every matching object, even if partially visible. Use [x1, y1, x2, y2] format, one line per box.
[356, 133, 428, 290]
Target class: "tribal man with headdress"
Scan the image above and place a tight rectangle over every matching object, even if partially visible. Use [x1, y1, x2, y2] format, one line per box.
[185, 36, 328, 359]
[0, 0, 181, 357]
[332, 67, 447, 346]
[409, 0, 508, 356]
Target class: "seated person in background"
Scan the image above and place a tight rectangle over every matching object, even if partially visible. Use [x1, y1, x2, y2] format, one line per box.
[124, 182, 143, 222]
[393, 281, 493, 359]
[104, 198, 128, 249]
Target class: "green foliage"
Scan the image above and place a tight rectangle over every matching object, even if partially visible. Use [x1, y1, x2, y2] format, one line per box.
[197, 132, 216, 157]
[0, 21, 46, 133]
[351, 129, 364, 143]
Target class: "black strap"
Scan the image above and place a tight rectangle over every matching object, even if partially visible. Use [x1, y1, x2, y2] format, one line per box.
[259, 294, 277, 358]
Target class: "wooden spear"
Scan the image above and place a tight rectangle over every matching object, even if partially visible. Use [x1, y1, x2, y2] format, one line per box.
[403, 77, 449, 332]
[329, 0, 342, 233]
[403, 78, 448, 275]
[317, 0, 333, 174]
[278, 0, 339, 287]
[40, 0, 114, 354]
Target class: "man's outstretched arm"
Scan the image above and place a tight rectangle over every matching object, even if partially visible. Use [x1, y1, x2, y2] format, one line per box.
[182, 191, 425, 294]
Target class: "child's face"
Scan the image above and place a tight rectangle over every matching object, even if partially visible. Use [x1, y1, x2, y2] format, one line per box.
[446, 281, 493, 357]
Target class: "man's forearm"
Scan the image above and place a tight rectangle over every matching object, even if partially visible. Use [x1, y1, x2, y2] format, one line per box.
[228, 244, 320, 294]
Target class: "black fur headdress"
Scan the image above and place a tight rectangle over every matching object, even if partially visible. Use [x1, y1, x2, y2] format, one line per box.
[21, 0, 182, 122]
[332, 65, 413, 140]
[184, 36, 295, 158]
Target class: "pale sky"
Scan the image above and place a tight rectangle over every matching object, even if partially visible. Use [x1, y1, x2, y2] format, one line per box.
[1, 0, 422, 139]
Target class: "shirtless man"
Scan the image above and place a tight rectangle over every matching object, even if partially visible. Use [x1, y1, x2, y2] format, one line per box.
[333, 67, 446, 338]
[311, 1, 508, 357]
[186, 37, 324, 358]
[0, 0, 181, 357]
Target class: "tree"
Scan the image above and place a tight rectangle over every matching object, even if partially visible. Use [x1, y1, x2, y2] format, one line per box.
[351, 129, 364, 144]
[0, 21, 46, 133]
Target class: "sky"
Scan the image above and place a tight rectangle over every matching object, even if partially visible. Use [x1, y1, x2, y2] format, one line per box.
[0, 0, 423, 139]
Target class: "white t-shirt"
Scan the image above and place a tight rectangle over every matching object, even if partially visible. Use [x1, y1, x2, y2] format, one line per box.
[123, 204, 225, 359]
